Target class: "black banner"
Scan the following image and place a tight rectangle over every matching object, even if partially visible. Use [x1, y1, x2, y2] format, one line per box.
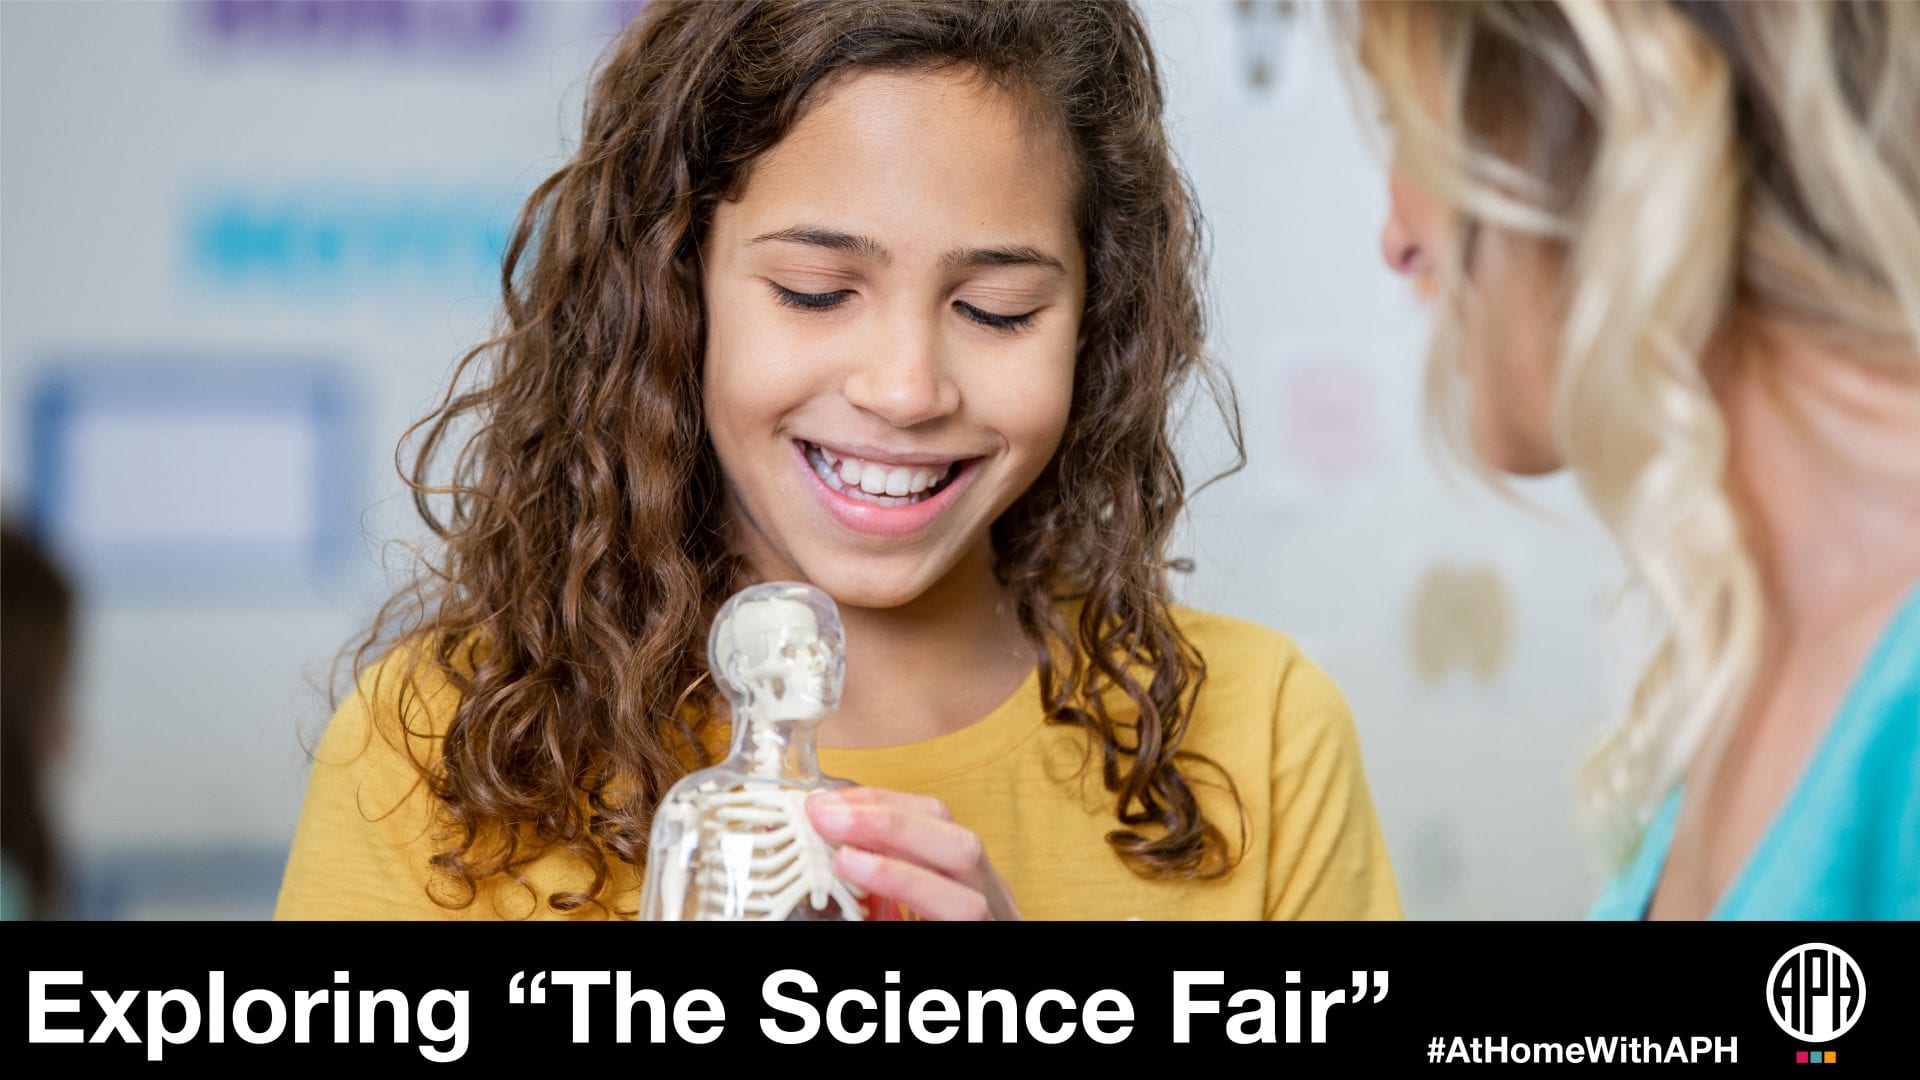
[10, 921, 1916, 1071]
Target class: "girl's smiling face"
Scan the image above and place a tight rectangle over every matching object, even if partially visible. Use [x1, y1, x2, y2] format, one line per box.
[701, 65, 1085, 610]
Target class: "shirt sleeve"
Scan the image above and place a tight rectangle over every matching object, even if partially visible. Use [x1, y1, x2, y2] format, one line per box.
[1264, 645, 1404, 920]
[275, 656, 466, 920]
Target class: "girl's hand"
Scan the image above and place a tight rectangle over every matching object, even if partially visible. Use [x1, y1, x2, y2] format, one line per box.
[805, 787, 1022, 921]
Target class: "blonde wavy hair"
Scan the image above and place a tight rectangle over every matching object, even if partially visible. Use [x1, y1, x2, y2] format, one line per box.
[1342, 0, 1920, 856]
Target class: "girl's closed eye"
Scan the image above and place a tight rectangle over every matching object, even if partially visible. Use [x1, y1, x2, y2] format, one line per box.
[768, 281, 853, 311]
[766, 280, 1039, 331]
[954, 299, 1038, 332]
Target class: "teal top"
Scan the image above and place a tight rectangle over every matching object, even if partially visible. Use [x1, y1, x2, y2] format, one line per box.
[1589, 584, 1920, 920]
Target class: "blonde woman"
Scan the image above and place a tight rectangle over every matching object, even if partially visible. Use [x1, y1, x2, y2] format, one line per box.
[1343, 0, 1919, 918]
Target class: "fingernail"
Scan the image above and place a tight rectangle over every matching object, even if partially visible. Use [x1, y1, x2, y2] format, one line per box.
[838, 847, 877, 875]
[808, 794, 850, 829]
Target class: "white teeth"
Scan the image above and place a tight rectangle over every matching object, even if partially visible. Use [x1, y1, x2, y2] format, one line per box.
[804, 442, 957, 506]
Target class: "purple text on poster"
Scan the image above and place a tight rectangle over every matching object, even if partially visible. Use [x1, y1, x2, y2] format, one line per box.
[191, 1, 526, 56]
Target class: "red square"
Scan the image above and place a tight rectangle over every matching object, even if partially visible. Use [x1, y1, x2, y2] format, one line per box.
[1797, 1052, 1809, 1063]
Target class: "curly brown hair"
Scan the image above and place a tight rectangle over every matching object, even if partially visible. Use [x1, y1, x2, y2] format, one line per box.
[350, 0, 1246, 915]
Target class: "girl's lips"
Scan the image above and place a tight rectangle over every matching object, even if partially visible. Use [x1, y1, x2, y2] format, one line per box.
[791, 439, 978, 539]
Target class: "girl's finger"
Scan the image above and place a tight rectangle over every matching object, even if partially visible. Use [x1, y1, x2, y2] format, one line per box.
[834, 847, 994, 922]
[826, 785, 953, 821]
[807, 795, 986, 883]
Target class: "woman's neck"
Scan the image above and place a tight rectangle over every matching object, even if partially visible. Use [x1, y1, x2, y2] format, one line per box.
[1643, 325, 1920, 921]
[1721, 322, 1920, 633]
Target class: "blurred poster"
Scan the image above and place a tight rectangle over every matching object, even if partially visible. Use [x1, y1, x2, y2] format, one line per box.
[28, 361, 354, 599]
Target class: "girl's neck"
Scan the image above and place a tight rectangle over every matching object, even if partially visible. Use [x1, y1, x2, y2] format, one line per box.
[832, 541, 1032, 747]
[1720, 320, 1920, 633]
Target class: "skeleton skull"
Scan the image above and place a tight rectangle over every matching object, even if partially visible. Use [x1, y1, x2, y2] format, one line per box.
[709, 585, 845, 722]
[640, 582, 865, 922]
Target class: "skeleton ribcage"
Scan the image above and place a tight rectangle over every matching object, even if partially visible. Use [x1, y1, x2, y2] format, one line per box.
[690, 786, 868, 921]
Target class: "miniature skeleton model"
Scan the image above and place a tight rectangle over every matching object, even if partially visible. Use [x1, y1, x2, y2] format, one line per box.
[639, 583, 876, 920]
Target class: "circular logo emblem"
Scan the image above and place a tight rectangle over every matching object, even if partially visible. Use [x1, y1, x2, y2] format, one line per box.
[1767, 943, 1865, 1042]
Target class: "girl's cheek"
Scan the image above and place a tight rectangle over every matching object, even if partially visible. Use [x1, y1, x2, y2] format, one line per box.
[1006, 351, 1075, 462]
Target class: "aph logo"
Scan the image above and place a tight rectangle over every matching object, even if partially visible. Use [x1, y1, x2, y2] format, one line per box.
[1767, 943, 1864, 1042]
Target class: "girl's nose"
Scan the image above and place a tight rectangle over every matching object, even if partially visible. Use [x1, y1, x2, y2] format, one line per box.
[842, 324, 962, 429]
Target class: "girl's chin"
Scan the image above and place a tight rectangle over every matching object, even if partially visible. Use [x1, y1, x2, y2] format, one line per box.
[779, 552, 966, 613]
[800, 572, 940, 613]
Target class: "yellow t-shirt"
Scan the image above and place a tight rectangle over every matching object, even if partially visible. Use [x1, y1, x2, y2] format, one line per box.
[276, 607, 1401, 920]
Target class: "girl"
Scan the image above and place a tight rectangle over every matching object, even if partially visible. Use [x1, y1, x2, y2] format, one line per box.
[1346, 1, 1919, 918]
[277, 0, 1401, 921]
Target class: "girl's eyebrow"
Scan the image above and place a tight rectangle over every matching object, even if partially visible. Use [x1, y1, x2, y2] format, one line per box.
[942, 244, 1066, 276]
[748, 224, 1066, 276]
[750, 226, 891, 264]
